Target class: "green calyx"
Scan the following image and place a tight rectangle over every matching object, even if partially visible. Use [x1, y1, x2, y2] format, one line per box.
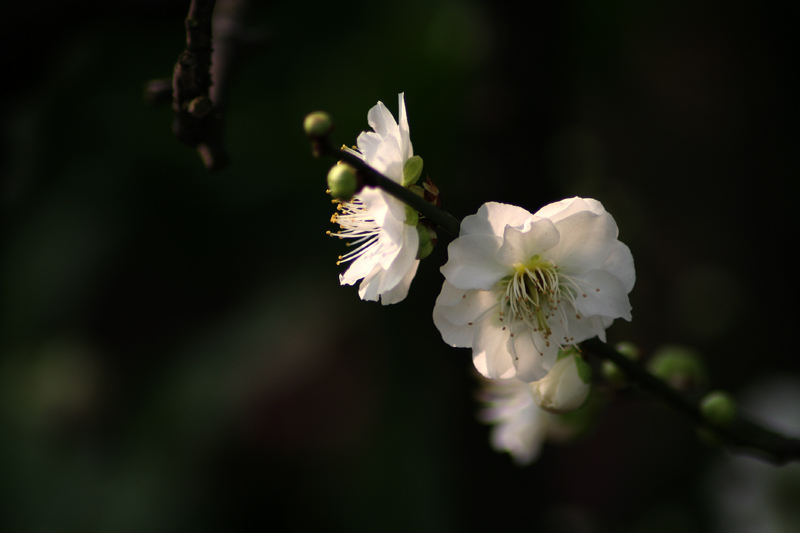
[402, 156, 423, 187]
[416, 223, 435, 259]
[404, 205, 419, 227]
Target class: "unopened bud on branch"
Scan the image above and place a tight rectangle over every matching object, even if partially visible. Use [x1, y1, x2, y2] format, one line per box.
[647, 344, 706, 392]
[532, 348, 592, 414]
[304, 111, 333, 138]
[327, 163, 358, 201]
[700, 390, 737, 427]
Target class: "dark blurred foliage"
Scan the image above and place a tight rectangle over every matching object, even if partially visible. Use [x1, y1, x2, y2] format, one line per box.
[1, 0, 798, 532]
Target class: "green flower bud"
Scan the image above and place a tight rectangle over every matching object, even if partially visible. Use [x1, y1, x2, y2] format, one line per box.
[402, 155, 423, 187]
[532, 349, 592, 414]
[327, 163, 358, 201]
[647, 344, 707, 392]
[700, 390, 737, 427]
[615, 341, 642, 361]
[304, 111, 333, 138]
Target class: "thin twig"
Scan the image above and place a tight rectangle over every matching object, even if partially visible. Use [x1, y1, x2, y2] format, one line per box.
[583, 337, 800, 465]
[314, 136, 462, 237]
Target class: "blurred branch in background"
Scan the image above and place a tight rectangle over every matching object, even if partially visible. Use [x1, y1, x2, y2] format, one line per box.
[144, 0, 268, 172]
[584, 338, 800, 466]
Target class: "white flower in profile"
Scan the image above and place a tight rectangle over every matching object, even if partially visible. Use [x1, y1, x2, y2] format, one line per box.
[434, 198, 634, 382]
[329, 93, 420, 305]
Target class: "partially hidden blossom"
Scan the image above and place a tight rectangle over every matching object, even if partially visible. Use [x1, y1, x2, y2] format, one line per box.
[329, 93, 420, 305]
[531, 348, 592, 414]
[478, 376, 574, 465]
[434, 198, 635, 382]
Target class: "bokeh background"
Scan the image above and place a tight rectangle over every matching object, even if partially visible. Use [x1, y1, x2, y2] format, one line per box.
[2, 0, 798, 531]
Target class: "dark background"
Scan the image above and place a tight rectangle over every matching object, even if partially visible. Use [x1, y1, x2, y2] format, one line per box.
[1, 1, 798, 531]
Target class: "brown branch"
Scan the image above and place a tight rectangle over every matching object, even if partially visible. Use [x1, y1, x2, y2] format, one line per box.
[145, 0, 267, 172]
[171, 0, 227, 171]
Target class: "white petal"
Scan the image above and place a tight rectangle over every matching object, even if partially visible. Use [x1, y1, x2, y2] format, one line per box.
[378, 259, 419, 305]
[437, 287, 499, 326]
[357, 263, 384, 302]
[472, 317, 516, 379]
[478, 378, 548, 465]
[546, 210, 618, 275]
[603, 241, 636, 294]
[397, 93, 413, 161]
[441, 234, 508, 290]
[534, 197, 606, 223]
[355, 131, 382, 162]
[558, 309, 604, 345]
[432, 306, 474, 347]
[339, 244, 380, 286]
[589, 316, 612, 343]
[359, 188, 406, 241]
[377, 226, 418, 291]
[496, 218, 560, 265]
[461, 202, 533, 238]
[434, 279, 469, 307]
[364, 135, 404, 183]
[574, 269, 633, 321]
[366, 100, 399, 140]
[511, 330, 559, 382]
[490, 402, 547, 465]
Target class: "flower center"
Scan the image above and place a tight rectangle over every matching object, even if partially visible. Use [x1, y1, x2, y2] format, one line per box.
[498, 255, 585, 346]
[327, 197, 380, 265]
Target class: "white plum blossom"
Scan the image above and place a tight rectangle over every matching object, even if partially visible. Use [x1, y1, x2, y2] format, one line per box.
[434, 198, 635, 382]
[329, 93, 420, 305]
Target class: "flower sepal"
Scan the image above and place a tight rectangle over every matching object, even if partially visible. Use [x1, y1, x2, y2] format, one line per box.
[402, 155, 423, 187]
[416, 222, 437, 259]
